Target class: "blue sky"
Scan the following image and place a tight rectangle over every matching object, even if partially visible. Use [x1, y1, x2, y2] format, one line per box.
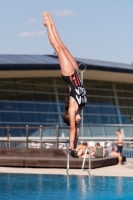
[0, 0, 133, 64]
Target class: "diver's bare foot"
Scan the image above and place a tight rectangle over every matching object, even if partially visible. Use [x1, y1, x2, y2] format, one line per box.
[43, 11, 50, 26]
[67, 146, 74, 151]
[47, 12, 54, 26]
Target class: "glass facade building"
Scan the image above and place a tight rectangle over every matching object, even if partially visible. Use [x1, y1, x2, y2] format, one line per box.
[0, 77, 133, 138]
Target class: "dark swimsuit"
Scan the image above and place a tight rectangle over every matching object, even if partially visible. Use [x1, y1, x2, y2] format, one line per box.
[62, 69, 87, 108]
[117, 146, 123, 154]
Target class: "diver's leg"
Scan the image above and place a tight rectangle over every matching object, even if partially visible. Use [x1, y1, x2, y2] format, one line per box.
[43, 11, 74, 76]
[47, 12, 79, 70]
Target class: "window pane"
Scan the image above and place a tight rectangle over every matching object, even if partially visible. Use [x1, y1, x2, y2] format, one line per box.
[128, 108, 133, 115]
[121, 116, 133, 124]
[101, 106, 117, 115]
[97, 90, 113, 97]
[90, 126, 104, 137]
[116, 91, 125, 98]
[28, 126, 40, 137]
[88, 116, 103, 124]
[0, 79, 16, 90]
[83, 115, 89, 123]
[0, 101, 19, 111]
[32, 78, 50, 85]
[85, 106, 101, 114]
[35, 93, 56, 103]
[119, 108, 129, 115]
[126, 99, 133, 107]
[102, 115, 119, 124]
[42, 128, 57, 137]
[35, 85, 55, 93]
[0, 91, 17, 100]
[38, 113, 60, 124]
[84, 80, 96, 88]
[19, 102, 37, 112]
[6, 124, 24, 137]
[125, 92, 133, 98]
[104, 126, 118, 137]
[118, 99, 127, 106]
[82, 127, 91, 137]
[20, 113, 39, 123]
[1, 112, 21, 123]
[115, 83, 124, 90]
[59, 104, 66, 113]
[57, 86, 68, 94]
[54, 78, 67, 87]
[123, 83, 133, 91]
[37, 103, 58, 113]
[87, 96, 99, 105]
[0, 114, 4, 136]
[86, 89, 97, 95]
[98, 97, 115, 106]
[16, 79, 33, 91]
[17, 92, 35, 101]
[96, 81, 112, 89]
[34, 83, 55, 93]
[58, 95, 68, 102]
[122, 126, 133, 137]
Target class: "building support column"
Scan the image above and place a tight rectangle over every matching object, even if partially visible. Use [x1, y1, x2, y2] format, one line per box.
[112, 83, 124, 137]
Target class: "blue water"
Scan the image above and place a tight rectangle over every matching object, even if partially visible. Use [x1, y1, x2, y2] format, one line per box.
[0, 174, 132, 200]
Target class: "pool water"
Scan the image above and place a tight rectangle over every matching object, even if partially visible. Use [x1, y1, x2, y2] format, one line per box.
[0, 173, 132, 200]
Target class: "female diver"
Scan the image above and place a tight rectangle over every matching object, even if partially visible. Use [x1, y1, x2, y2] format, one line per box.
[43, 11, 87, 157]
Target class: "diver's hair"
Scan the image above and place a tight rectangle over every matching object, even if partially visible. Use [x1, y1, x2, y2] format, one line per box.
[62, 97, 70, 126]
[62, 111, 70, 126]
[64, 96, 69, 111]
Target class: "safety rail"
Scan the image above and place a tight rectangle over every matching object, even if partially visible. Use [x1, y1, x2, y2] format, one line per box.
[0, 125, 133, 158]
[0, 125, 69, 149]
[82, 148, 91, 175]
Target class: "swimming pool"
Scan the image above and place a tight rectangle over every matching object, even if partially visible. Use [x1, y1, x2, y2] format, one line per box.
[0, 174, 132, 200]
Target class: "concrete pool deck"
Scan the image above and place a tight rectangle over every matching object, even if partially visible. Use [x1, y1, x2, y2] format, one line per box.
[0, 161, 133, 177]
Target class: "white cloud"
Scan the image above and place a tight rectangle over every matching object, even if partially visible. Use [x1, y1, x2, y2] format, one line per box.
[18, 31, 45, 38]
[29, 18, 37, 24]
[52, 9, 78, 17]
[36, 31, 45, 36]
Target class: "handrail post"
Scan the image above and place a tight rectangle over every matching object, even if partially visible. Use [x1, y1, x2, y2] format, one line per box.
[26, 125, 28, 149]
[66, 150, 70, 175]
[7, 126, 10, 148]
[82, 148, 91, 176]
[40, 125, 42, 148]
[56, 125, 59, 149]
[89, 153, 91, 176]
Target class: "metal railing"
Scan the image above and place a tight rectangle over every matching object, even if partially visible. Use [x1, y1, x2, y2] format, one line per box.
[122, 142, 133, 159]
[0, 125, 70, 149]
[0, 125, 133, 158]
